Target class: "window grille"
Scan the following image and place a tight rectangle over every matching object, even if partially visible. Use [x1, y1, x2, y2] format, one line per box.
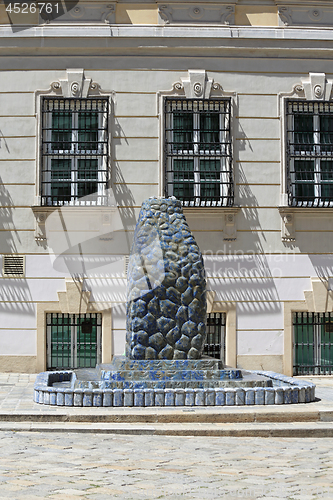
[286, 100, 333, 207]
[164, 98, 233, 207]
[293, 312, 333, 375]
[41, 98, 109, 206]
[46, 313, 102, 370]
[204, 312, 226, 361]
[2, 255, 25, 277]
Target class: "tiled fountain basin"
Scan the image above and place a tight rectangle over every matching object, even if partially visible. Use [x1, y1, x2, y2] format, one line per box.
[34, 361, 316, 407]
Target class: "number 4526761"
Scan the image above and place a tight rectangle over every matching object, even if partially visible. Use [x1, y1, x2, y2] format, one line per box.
[6, 3, 59, 14]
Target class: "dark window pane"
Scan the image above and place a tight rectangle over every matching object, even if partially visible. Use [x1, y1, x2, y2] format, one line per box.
[173, 113, 193, 150]
[50, 159, 72, 203]
[321, 161, 333, 200]
[320, 116, 333, 153]
[200, 114, 220, 149]
[78, 112, 98, 150]
[77, 159, 98, 198]
[294, 160, 315, 201]
[51, 112, 72, 150]
[293, 115, 314, 153]
[173, 160, 194, 199]
[200, 160, 220, 199]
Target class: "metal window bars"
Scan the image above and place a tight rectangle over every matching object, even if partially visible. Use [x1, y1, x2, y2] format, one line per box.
[293, 311, 333, 375]
[41, 98, 109, 206]
[46, 313, 102, 370]
[203, 312, 226, 361]
[164, 98, 233, 207]
[286, 100, 333, 207]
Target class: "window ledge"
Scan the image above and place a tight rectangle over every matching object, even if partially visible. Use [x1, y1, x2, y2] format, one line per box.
[31, 205, 118, 243]
[278, 206, 333, 242]
[183, 206, 240, 241]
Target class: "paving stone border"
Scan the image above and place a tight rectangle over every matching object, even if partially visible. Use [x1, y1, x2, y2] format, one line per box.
[33, 370, 316, 407]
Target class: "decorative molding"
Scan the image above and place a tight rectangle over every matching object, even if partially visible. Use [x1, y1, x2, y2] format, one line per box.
[278, 206, 333, 242]
[31, 205, 117, 244]
[278, 6, 292, 25]
[181, 69, 213, 99]
[278, 208, 295, 242]
[301, 72, 333, 101]
[158, 3, 236, 25]
[276, 2, 333, 27]
[158, 5, 173, 23]
[101, 3, 116, 24]
[183, 206, 240, 241]
[58, 69, 91, 98]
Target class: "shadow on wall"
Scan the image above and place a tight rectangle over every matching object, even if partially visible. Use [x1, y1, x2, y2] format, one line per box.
[112, 109, 137, 254]
[201, 160, 282, 316]
[0, 178, 34, 317]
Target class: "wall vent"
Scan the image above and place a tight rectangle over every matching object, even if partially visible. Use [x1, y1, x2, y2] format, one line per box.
[3, 255, 25, 277]
[124, 255, 129, 277]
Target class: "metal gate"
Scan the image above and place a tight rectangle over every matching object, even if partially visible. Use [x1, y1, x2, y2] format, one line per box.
[46, 313, 102, 370]
[293, 312, 333, 375]
[203, 312, 226, 361]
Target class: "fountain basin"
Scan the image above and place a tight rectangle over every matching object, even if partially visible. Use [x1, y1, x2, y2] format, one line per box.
[34, 357, 315, 406]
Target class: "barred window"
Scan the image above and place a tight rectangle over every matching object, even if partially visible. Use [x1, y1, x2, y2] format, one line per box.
[164, 98, 233, 207]
[286, 100, 333, 207]
[41, 98, 109, 206]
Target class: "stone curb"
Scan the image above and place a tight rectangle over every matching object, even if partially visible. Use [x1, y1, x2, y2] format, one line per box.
[33, 370, 316, 407]
[1, 421, 333, 437]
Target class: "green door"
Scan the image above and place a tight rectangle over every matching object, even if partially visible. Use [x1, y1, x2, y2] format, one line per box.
[47, 313, 102, 370]
[293, 312, 333, 375]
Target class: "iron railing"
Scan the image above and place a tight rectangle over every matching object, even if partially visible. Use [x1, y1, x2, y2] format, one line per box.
[286, 100, 333, 207]
[204, 312, 226, 361]
[41, 97, 109, 206]
[293, 311, 333, 375]
[46, 313, 102, 370]
[164, 98, 233, 207]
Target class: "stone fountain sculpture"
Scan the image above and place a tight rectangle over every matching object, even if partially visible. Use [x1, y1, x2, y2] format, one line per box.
[126, 196, 206, 360]
[33, 197, 316, 407]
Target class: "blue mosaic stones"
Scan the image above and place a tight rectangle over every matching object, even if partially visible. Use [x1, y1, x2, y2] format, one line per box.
[126, 197, 207, 360]
[34, 368, 316, 407]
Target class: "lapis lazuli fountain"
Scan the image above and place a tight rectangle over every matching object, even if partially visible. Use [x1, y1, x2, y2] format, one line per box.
[34, 197, 316, 407]
[126, 196, 206, 360]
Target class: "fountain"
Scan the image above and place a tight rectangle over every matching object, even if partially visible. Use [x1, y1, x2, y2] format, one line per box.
[34, 197, 315, 406]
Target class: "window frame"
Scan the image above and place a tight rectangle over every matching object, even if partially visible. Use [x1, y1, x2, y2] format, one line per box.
[41, 97, 109, 207]
[286, 99, 333, 208]
[164, 97, 233, 207]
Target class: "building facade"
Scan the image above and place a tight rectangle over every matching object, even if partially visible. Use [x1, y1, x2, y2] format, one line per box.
[0, 0, 333, 376]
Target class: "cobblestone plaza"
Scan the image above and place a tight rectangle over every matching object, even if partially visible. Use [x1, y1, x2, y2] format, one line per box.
[0, 431, 332, 499]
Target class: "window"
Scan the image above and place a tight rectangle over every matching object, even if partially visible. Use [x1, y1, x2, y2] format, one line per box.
[203, 312, 226, 361]
[41, 98, 109, 206]
[46, 313, 102, 369]
[293, 312, 333, 375]
[286, 100, 333, 207]
[164, 98, 233, 207]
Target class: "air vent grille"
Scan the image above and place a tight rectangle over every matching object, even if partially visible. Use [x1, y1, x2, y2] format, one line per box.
[3, 255, 25, 277]
[124, 255, 129, 278]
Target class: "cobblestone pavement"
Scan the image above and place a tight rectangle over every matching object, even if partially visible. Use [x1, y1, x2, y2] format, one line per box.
[0, 431, 332, 500]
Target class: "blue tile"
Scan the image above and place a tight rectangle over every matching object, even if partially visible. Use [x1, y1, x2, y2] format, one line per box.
[274, 388, 284, 405]
[264, 388, 275, 405]
[284, 387, 292, 404]
[245, 389, 255, 406]
[185, 388, 195, 406]
[113, 389, 124, 407]
[134, 389, 144, 407]
[165, 389, 175, 406]
[235, 388, 245, 405]
[195, 389, 205, 406]
[225, 389, 236, 406]
[254, 388, 265, 405]
[215, 389, 225, 406]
